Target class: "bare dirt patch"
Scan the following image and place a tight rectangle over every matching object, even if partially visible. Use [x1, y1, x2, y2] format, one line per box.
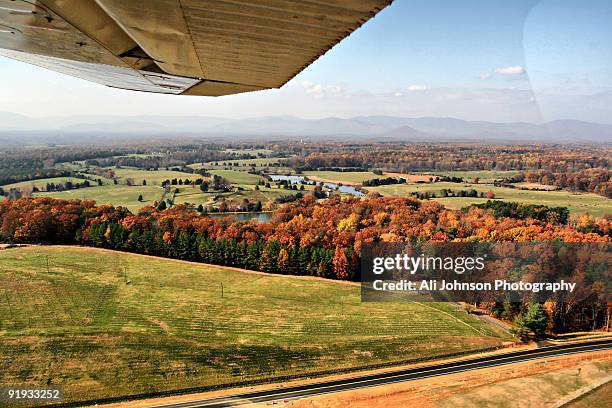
[384, 173, 437, 183]
[284, 351, 612, 408]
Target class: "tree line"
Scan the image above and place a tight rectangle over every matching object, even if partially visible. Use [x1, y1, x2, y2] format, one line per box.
[516, 168, 612, 198]
[1, 195, 610, 332]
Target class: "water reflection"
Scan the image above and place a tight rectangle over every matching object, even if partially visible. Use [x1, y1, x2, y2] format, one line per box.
[269, 174, 364, 196]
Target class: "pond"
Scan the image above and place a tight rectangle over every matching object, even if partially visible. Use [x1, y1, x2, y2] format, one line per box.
[269, 174, 306, 183]
[321, 182, 365, 196]
[269, 174, 365, 196]
[207, 212, 273, 223]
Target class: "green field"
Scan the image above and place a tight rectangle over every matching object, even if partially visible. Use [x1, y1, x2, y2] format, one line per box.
[418, 170, 522, 182]
[303, 171, 382, 185]
[0, 246, 510, 404]
[35, 185, 164, 212]
[173, 186, 296, 208]
[1, 176, 90, 191]
[35, 184, 298, 215]
[31, 168, 308, 212]
[111, 168, 201, 185]
[189, 157, 284, 169]
[18, 165, 611, 218]
[369, 182, 612, 217]
[209, 169, 266, 185]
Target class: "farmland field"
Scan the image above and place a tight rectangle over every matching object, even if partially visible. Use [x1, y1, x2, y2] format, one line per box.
[189, 157, 284, 170]
[209, 169, 266, 185]
[368, 182, 612, 217]
[30, 168, 311, 213]
[34, 185, 164, 213]
[417, 170, 522, 182]
[34, 182, 295, 213]
[0, 246, 510, 404]
[111, 168, 202, 185]
[0, 176, 91, 191]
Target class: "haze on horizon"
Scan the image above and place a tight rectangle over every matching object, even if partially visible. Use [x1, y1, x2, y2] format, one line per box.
[1, 0, 611, 124]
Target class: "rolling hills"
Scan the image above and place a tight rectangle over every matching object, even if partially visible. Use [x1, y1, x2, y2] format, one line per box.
[0, 246, 511, 404]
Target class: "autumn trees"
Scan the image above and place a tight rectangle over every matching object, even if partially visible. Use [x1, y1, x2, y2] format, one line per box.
[1, 196, 610, 278]
[284, 144, 610, 176]
[521, 168, 612, 198]
[472, 201, 569, 224]
[1, 195, 610, 332]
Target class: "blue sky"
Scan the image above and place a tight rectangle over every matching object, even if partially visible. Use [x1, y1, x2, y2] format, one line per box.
[0, 0, 611, 123]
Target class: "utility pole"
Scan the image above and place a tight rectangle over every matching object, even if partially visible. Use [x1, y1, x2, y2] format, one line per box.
[220, 282, 224, 299]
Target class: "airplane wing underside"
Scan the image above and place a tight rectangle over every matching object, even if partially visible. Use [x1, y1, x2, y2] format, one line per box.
[0, 0, 392, 96]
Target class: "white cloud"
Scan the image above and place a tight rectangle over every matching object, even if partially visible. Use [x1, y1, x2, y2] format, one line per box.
[302, 81, 347, 98]
[478, 73, 492, 80]
[495, 66, 526, 75]
[407, 85, 427, 91]
[393, 92, 403, 97]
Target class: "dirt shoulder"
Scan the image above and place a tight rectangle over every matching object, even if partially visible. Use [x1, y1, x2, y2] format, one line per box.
[286, 351, 612, 408]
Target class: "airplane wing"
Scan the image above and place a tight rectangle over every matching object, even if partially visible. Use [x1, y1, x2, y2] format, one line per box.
[0, 0, 392, 96]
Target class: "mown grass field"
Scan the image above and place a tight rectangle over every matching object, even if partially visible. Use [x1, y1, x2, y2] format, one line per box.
[209, 169, 266, 185]
[189, 157, 284, 170]
[369, 182, 612, 217]
[32, 167, 310, 212]
[111, 168, 201, 185]
[0, 246, 510, 404]
[417, 170, 522, 182]
[1, 176, 89, 191]
[34, 185, 164, 213]
[35, 183, 296, 213]
[173, 186, 297, 208]
[17, 165, 610, 218]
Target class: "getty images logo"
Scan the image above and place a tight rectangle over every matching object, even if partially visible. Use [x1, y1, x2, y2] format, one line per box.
[372, 253, 487, 275]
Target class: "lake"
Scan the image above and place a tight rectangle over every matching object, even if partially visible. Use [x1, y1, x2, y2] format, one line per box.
[207, 212, 273, 223]
[269, 174, 365, 196]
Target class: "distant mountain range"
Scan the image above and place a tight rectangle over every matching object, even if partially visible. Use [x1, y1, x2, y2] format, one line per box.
[1, 111, 611, 143]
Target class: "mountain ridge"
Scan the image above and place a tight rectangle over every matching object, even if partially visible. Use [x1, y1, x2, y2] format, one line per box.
[1, 112, 611, 142]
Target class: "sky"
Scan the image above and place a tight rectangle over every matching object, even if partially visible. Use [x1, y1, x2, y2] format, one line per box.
[0, 0, 611, 123]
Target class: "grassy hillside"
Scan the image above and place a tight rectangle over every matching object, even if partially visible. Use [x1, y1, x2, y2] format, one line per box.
[0, 246, 510, 404]
[111, 168, 201, 185]
[35, 185, 164, 212]
[1, 176, 89, 191]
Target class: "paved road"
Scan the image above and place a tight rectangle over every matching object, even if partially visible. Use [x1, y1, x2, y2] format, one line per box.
[149, 339, 612, 408]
